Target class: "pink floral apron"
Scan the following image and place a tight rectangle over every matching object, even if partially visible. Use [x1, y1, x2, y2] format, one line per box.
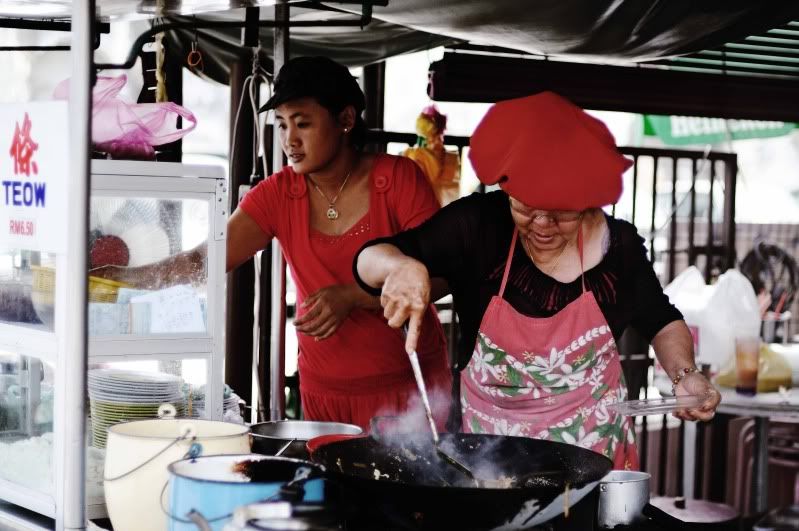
[461, 227, 639, 470]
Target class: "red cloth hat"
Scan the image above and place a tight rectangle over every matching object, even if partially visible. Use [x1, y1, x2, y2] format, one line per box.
[468, 91, 632, 211]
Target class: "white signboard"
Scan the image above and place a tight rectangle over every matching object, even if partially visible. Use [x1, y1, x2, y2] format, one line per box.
[0, 102, 69, 253]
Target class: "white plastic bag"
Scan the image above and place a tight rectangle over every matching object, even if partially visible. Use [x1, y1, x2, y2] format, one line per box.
[663, 266, 760, 368]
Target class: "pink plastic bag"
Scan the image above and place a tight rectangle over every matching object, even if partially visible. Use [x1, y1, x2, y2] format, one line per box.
[54, 75, 197, 159]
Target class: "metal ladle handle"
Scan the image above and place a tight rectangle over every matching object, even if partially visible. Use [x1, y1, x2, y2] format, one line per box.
[273, 438, 296, 457]
[408, 349, 440, 445]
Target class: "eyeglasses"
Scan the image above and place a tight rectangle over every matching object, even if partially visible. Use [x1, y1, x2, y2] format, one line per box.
[532, 212, 582, 224]
[510, 201, 583, 224]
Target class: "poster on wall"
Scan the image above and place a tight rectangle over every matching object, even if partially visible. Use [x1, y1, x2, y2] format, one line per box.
[0, 102, 69, 253]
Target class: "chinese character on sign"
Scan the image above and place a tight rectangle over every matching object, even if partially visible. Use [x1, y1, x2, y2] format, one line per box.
[9, 112, 38, 176]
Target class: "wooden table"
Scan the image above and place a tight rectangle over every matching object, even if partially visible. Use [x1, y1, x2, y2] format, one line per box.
[716, 389, 799, 514]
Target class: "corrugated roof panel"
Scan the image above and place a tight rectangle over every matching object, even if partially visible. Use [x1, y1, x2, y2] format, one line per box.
[653, 20, 799, 80]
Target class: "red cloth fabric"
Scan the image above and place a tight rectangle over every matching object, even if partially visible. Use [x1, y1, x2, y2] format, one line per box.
[468, 91, 632, 211]
[239, 154, 451, 430]
[461, 227, 639, 470]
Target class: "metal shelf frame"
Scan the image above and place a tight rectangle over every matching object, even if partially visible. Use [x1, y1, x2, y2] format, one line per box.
[0, 160, 228, 529]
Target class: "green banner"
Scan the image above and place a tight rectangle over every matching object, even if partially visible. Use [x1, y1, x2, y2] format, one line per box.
[643, 115, 796, 145]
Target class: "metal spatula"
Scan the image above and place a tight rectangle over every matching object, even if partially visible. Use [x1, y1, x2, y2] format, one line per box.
[403, 327, 478, 484]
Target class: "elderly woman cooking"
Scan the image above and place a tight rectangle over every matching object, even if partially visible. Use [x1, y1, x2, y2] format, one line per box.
[354, 92, 721, 470]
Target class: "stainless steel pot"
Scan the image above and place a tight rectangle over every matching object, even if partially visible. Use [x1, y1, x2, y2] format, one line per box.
[597, 470, 650, 528]
[251, 420, 362, 459]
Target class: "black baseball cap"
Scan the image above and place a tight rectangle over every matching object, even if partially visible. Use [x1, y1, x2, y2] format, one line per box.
[259, 56, 365, 114]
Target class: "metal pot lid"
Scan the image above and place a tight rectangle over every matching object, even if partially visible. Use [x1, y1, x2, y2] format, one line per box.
[649, 496, 740, 524]
[229, 502, 339, 531]
[250, 420, 362, 440]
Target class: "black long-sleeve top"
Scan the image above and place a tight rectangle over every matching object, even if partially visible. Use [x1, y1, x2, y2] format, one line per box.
[354, 191, 683, 369]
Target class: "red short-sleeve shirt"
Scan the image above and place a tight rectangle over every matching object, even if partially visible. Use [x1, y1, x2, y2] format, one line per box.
[239, 154, 448, 395]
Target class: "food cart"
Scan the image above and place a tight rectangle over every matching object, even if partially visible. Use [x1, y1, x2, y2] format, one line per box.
[2, 1, 799, 530]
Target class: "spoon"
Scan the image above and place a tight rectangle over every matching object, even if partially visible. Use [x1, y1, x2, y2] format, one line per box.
[273, 438, 296, 457]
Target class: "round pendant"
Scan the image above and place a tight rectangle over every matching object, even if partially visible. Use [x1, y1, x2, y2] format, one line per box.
[326, 206, 339, 220]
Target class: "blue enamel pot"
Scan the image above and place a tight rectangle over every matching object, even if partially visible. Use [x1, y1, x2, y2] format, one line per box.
[166, 453, 325, 531]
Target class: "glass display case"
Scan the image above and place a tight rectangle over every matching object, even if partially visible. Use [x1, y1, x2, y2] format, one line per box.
[0, 352, 54, 513]
[0, 160, 228, 521]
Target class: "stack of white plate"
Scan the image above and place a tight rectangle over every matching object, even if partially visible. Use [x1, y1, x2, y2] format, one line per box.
[88, 369, 185, 448]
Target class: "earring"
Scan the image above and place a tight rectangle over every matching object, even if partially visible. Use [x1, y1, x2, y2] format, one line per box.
[343, 128, 349, 133]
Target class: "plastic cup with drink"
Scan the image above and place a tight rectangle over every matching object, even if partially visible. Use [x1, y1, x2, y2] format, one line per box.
[735, 336, 760, 396]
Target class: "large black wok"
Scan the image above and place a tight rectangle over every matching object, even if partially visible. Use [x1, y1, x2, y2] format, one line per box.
[311, 432, 612, 530]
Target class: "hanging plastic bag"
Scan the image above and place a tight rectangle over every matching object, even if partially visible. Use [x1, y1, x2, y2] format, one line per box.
[663, 266, 761, 368]
[53, 74, 196, 160]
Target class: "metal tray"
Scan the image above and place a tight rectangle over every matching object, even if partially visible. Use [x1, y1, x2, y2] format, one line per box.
[608, 395, 705, 416]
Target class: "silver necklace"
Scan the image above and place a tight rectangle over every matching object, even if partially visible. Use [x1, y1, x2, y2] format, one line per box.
[308, 167, 353, 221]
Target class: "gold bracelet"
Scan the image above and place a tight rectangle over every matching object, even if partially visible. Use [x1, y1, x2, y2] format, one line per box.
[671, 366, 699, 393]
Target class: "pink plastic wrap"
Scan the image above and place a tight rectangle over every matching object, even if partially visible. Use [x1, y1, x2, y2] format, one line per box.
[54, 75, 196, 160]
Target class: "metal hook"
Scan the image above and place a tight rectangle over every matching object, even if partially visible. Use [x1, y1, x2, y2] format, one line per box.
[188, 20, 204, 71]
[187, 42, 203, 70]
[251, 44, 262, 76]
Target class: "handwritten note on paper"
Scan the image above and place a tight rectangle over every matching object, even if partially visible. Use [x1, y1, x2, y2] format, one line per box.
[88, 302, 130, 335]
[130, 285, 205, 334]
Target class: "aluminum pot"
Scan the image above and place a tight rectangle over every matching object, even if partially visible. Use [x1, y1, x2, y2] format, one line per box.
[251, 420, 362, 459]
[597, 470, 650, 528]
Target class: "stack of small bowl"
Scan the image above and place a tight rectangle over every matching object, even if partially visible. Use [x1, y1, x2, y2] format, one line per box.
[183, 383, 242, 420]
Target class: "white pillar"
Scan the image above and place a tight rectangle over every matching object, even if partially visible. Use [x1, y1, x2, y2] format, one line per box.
[62, 0, 93, 529]
[269, 0, 289, 421]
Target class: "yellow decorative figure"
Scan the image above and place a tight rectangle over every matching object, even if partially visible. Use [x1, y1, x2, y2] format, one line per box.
[403, 105, 461, 206]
